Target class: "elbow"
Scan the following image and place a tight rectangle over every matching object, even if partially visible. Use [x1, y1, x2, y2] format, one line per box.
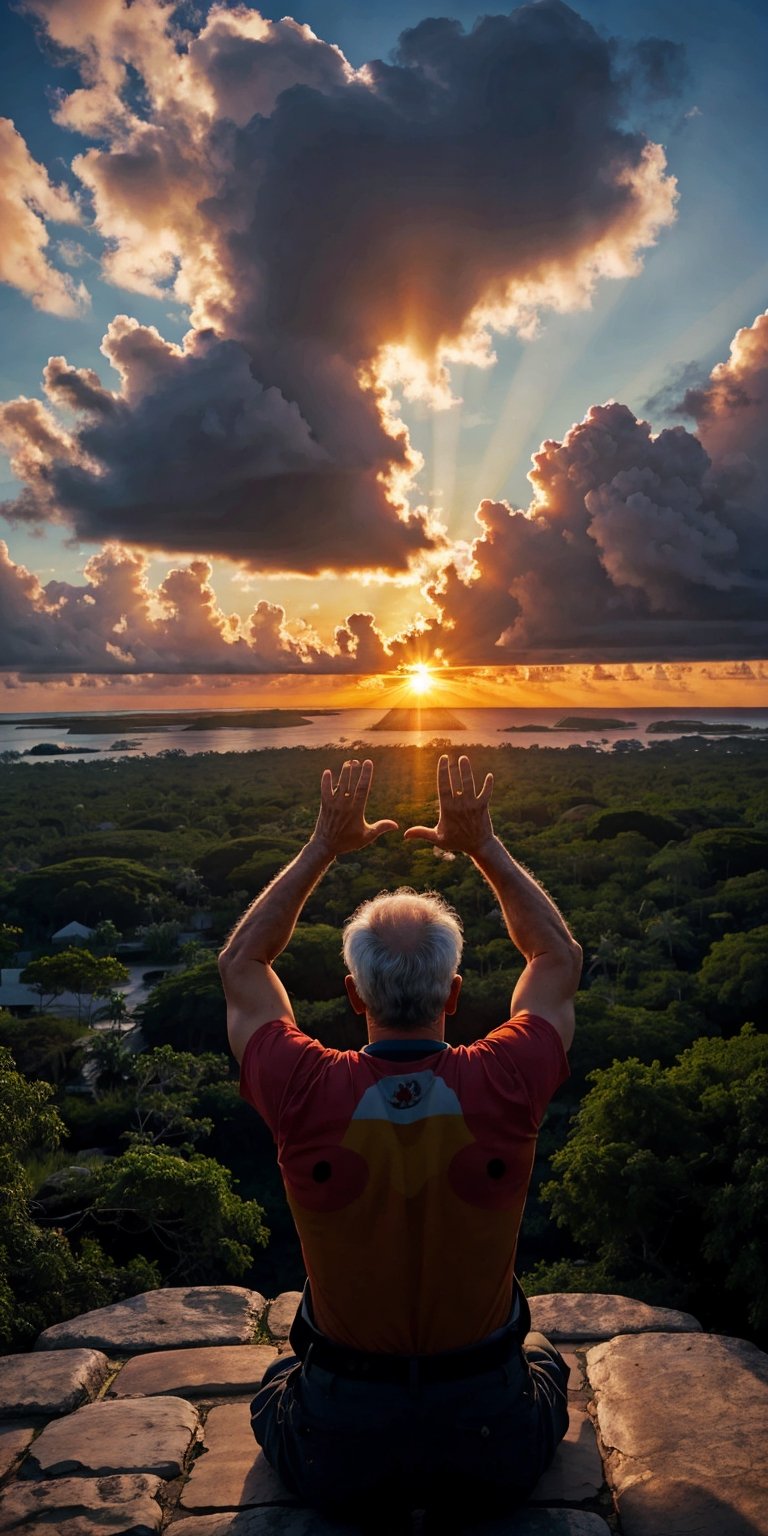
[550, 935, 582, 990]
[566, 937, 583, 988]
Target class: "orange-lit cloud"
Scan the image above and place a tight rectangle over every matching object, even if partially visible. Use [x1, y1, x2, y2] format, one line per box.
[0, 118, 88, 317]
[2, 0, 677, 570]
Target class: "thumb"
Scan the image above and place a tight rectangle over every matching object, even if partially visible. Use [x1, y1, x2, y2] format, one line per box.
[367, 819, 399, 841]
[403, 826, 439, 843]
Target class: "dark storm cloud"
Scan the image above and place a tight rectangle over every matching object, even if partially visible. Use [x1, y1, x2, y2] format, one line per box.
[1, 0, 675, 571]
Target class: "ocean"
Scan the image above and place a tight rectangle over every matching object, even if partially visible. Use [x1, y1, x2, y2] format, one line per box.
[1, 707, 767, 763]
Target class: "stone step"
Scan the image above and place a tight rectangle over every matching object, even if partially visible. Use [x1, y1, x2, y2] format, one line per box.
[0, 1422, 36, 1483]
[0, 1349, 111, 1418]
[530, 1293, 701, 1342]
[24, 1396, 200, 1480]
[265, 1293, 302, 1342]
[0, 1472, 164, 1535]
[587, 1330, 768, 1535]
[108, 1345, 278, 1400]
[181, 1403, 297, 1513]
[35, 1287, 266, 1355]
[169, 1511, 612, 1534]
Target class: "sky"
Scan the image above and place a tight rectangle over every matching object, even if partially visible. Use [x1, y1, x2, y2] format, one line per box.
[1, 0, 767, 710]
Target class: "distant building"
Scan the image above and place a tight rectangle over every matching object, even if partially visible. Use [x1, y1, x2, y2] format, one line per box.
[0, 969, 37, 1017]
[51, 921, 95, 944]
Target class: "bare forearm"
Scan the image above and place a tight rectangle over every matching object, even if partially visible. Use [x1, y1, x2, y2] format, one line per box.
[219, 836, 333, 967]
[472, 834, 580, 967]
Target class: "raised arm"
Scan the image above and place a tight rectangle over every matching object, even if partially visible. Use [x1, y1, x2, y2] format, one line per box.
[405, 754, 581, 1048]
[219, 759, 397, 1062]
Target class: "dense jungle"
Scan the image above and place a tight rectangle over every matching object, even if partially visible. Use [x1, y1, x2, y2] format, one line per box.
[1, 738, 766, 1352]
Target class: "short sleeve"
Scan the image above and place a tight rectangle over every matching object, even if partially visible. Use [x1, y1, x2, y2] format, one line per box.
[239, 1018, 330, 1136]
[481, 1011, 570, 1125]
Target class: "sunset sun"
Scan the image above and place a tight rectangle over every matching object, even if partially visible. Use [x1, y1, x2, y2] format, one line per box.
[408, 664, 434, 696]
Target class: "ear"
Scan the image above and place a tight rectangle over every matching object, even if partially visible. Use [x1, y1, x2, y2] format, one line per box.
[444, 973, 462, 1016]
[345, 974, 368, 1015]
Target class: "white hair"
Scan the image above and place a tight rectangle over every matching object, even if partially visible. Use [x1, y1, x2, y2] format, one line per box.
[342, 887, 463, 1032]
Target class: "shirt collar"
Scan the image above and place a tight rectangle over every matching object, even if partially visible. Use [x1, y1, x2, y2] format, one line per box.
[361, 1038, 449, 1059]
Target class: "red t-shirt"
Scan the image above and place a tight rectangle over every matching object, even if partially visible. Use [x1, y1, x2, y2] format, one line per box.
[240, 1012, 568, 1354]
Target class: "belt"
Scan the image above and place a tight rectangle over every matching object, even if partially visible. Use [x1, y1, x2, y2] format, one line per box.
[289, 1301, 524, 1386]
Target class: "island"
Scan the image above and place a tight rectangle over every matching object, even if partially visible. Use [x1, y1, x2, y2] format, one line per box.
[24, 743, 100, 756]
[500, 717, 635, 733]
[370, 708, 466, 732]
[14, 709, 339, 735]
[646, 720, 768, 735]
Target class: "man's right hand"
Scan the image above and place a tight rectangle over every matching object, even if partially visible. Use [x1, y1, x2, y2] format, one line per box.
[404, 754, 496, 857]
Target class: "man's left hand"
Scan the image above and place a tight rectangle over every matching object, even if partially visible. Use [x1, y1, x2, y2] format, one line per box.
[311, 758, 398, 857]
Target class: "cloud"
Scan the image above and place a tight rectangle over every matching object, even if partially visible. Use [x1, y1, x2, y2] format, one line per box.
[0, 540, 396, 675]
[402, 332, 768, 661]
[2, 0, 677, 572]
[0, 118, 89, 316]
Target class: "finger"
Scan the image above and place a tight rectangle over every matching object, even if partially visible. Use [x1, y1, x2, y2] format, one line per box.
[353, 758, 374, 804]
[403, 825, 439, 843]
[320, 768, 334, 805]
[458, 756, 476, 797]
[338, 759, 354, 796]
[437, 754, 451, 805]
[366, 818, 399, 841]
[478, 772, 494, 806]
[448, 758, 462, 797]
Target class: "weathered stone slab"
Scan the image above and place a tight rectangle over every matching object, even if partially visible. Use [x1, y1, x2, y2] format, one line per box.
[109, 1344, 278, 1400]
[588, 1330, 768, 1536]
[0, 1472, 164, 1535]
[0, 1422, 35, 1482]
[35, 1286, 266, 1354]
[265, 1293, 301, 1342]
[171, 1513, 359, 1535]
[26, 1395, 199, 1479]
[464, 1515, 612, 1536]
[464, 1515, 612, 1535]
[0, 1348, 110, 1417]
[529, 1292, 701, 1342]
[172, 1514, 611, 1536]
[530, 1401, 603, 1504]
[182, 1402, 296, 1511]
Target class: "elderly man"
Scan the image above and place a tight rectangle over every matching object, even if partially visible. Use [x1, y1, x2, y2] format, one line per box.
[220, 754, 581, 1528]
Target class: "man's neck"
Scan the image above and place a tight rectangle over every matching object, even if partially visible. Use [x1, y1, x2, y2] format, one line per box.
[366, 1017, 445, 1046]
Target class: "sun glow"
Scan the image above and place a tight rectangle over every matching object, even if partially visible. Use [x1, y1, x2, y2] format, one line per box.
[408, 663, 434, 695]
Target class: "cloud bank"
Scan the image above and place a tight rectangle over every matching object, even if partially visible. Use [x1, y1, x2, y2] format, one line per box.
[1, 0, 677, 572]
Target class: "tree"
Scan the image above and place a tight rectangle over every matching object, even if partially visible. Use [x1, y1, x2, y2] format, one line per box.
[22, 950, 130, 1024]
[86, 1145, 268, 1282]
[0, 1012, 90, 1085]
[539, 1029, 768, 1333]
[0, 1047, 157, 1351]
[141, 953, 226, 1052]
[93, 920, 122, 953]
[0, 925, 23, 965]
[136, 921, 182, 960]
[123, 1046, 229, 1151]
[698, 927, 768, 1031]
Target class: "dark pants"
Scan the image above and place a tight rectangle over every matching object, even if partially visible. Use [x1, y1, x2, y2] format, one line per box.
[250, 1297, 569, 1521]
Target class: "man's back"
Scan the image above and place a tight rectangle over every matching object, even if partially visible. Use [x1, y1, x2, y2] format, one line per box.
[241, 1009, 568, 1353]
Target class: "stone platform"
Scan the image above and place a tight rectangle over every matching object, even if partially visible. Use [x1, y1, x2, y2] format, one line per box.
[0, 1287, 765, 1535]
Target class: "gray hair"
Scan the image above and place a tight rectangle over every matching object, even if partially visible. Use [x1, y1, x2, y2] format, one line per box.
[342, 887, 463, 1032]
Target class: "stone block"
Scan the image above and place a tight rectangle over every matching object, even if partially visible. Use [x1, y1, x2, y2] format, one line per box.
[172, 1514, 611, 1536]
[265, 1293, 302, 1342]
[0, 1348, 110, 1418]
[26, 1395, 200, 1479]
[0, 1422, 35, 1482]
[35, 1286, 266, 1354]
[170, 1513, 359, 1535]
[587, 1330, 768, 1536]
[182, 1402, 295, 1511]
[529, 1402, 603, 1504]
[108, 1344, 278, 1400]
[464, 1515, 612, 1536]
[529, 1292, 701, 1342]
[0, 1472, 163, 1535]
